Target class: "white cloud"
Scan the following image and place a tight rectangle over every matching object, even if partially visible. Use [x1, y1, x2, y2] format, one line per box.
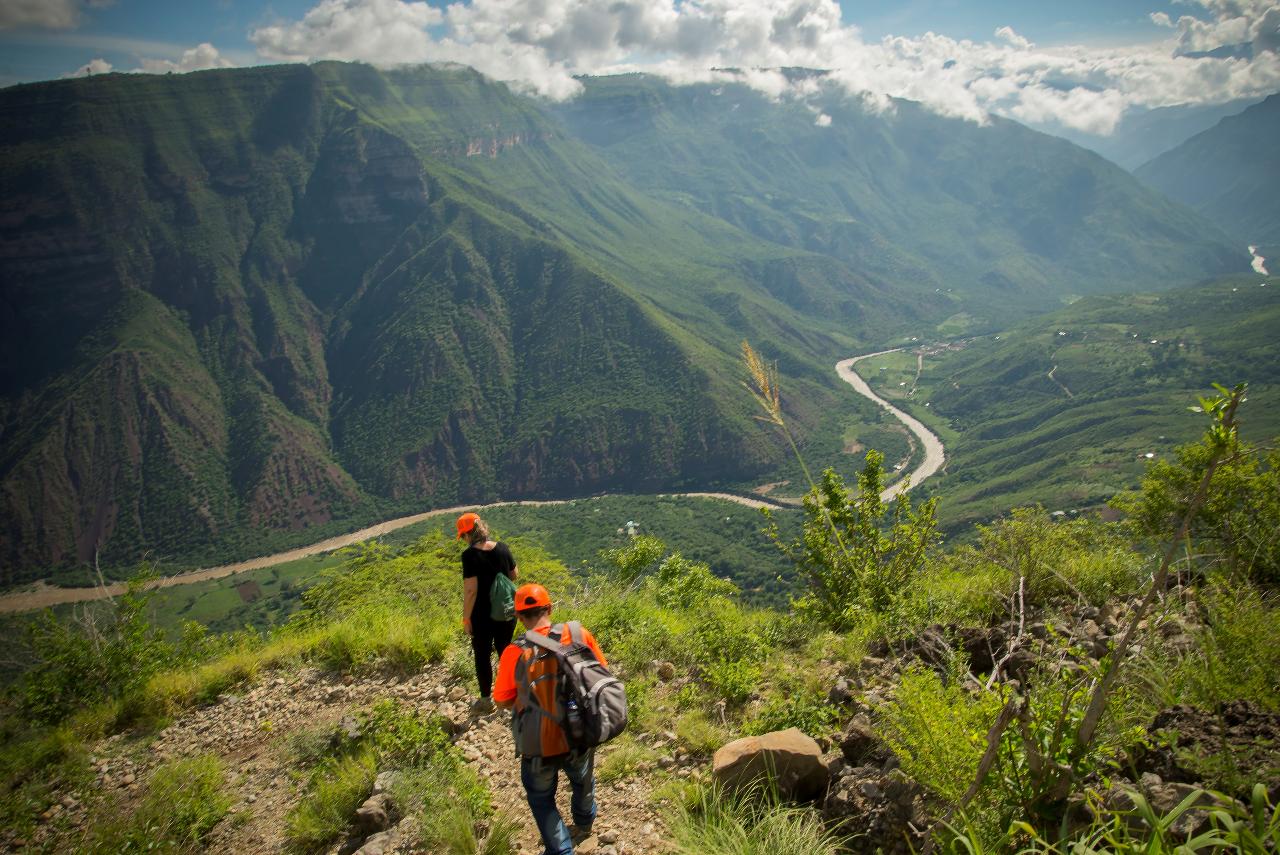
[814, 112, 831, 126]
[134, 42, 234, 74]
[250, 0, 441, 63]
[62, 57, 112, 78]
[994, 26, 1032, 50]
[245, 0, 1280, 135]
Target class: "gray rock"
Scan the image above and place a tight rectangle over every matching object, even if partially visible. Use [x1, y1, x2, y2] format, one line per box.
[839, 715, 882, 766]
[355, 793, 393, 835]
[823, 767, 925, 855]
[372, 771, 400, 796]
[354, 829, 400, 855]
[828, 676, 854, 706]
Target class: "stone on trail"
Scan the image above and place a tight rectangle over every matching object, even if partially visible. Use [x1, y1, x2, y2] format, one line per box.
[355, 793, 393, 835]
[712, 728, 829, 801]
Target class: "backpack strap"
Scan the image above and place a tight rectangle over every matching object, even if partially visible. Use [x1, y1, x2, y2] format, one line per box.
[523, 624, 568, 655]
[566, 620, 585, 645]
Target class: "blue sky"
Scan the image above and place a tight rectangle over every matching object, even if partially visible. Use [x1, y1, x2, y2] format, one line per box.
[1, 0, 1276, 135]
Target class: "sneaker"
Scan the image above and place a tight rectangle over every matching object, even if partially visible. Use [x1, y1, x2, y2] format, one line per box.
[471, 696, 496, 715]
[570, 824, 593, 844]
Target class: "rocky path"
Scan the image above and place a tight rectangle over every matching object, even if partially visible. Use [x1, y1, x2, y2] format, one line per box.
[19, 664, 679, 855]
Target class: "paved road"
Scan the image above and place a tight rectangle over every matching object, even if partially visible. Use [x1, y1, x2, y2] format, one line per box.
[0, 352, 946, 613]
[835, 350, 947, 501]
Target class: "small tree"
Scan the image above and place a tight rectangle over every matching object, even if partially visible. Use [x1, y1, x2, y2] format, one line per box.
[766, 453, 938, 630]
[1112, 434, 1279, 587]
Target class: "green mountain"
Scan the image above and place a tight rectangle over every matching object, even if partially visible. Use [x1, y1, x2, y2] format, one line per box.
[1135, 93, 1280, 246]
[0, 63, 1249, 582]
[549, 74, 1245, 321]
[878, 275, 1280, 529]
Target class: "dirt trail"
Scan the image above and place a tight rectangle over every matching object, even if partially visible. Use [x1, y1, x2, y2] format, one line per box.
[835, 350, 947, 501]
[0, 495, 787, 615]
[1047, 365, 1074, 398]
[22, 663, 673, 854]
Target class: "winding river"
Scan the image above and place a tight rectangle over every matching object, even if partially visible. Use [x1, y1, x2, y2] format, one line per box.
[0, 352, 945, 613]
[836, 350, 946, 501]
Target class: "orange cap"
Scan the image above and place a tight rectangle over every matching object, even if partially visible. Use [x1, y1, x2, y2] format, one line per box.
[514, 583, 552, 612]
[456, 512, 480, 539]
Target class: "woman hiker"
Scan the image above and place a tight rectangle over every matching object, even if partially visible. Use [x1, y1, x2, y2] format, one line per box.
[457, 512, 518, 714]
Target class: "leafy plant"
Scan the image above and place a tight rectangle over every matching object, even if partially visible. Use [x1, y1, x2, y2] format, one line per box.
[767, 456, 939, 629]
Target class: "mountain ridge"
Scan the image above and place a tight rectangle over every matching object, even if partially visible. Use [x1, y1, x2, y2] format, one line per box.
[0, 61, 1250, 581]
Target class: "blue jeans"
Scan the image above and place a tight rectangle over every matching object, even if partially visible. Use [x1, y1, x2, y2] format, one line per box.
[520, 749, 597, 855]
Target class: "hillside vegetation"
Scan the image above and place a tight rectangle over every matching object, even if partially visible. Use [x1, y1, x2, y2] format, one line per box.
[855, 276, 1280, 531]
[1136, 93, 1280, 246]
[1, 383, 1277, 853]
[0, 62, 1247, 584]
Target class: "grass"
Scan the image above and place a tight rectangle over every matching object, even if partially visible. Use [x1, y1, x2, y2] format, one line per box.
[285, 750, 377, 853]
[82, 754, 231, 853]
[668, 782, 846, 855]
[597, 735, 660, 783]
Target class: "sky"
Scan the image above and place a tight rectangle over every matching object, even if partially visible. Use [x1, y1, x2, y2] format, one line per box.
[1, 0, 1278, 135]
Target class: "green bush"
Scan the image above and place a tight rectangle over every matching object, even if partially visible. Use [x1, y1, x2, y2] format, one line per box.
[876, 666, 1003, 807]
[19, 576, 175, 724]
[1137, 581, 1280, 714]
[1113, 440, 1280, 586]
[745, 682, 840, 738]
[767, 453, 939, 630]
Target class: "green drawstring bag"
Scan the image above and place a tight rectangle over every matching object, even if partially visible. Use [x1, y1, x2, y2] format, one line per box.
[489, 572, 517, 621]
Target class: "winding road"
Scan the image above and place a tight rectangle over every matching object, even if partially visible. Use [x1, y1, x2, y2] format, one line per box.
[0, 352, 946, 614]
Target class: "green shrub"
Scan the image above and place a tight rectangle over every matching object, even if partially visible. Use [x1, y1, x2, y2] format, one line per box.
[597, 735, 659, 783]
[943, 508, 1145, 611]
[20, 576, 174, 724]
[767, 454, 939, 630]
[675, 710, 731, 755]
[1113, 440, 1280, 586]
[876, 666, 1003, 806]
[745, 683, 840, 738]
[85, 754, 231, 853]
[1006, 783, 1279, 854]
[1138, 582, 1280, 714]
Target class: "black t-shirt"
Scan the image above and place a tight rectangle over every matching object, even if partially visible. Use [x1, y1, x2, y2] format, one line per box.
[461, 541, 516, 625]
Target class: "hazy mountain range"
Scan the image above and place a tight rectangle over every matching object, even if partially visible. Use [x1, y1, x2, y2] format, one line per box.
[1136, 93, 1280, 247]
[0, 62, 1252, 581]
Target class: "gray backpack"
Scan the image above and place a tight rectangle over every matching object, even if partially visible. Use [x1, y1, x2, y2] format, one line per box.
[524, 621, 628, 749]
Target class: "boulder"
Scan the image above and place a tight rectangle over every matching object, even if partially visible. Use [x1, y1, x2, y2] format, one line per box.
[712, 728, 829, 801]
[827, 676, 855, 707]
[372, 771, 401, 796]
